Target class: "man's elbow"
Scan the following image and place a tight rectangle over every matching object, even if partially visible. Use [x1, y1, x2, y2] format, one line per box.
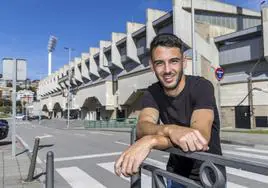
[136, 122, 143, 139]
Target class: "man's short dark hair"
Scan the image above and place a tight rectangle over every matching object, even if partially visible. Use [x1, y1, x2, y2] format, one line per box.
[150, 33, 184, 59]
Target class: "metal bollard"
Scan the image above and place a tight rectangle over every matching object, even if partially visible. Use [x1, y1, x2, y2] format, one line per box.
[46, 151, 54, 188]
[130, 127, 141, 188]
[25, 137, 40, 182]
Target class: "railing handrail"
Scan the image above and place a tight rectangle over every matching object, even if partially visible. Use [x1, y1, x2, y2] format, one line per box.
[130, 127, 268, 188]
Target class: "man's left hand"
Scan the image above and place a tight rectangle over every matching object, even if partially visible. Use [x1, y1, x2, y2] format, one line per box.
[114, 135, 154, 177]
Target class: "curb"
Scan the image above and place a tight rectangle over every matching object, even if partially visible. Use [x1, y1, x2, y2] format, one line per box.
[16, 134, 32, 159]
[220, 139, 254, 147]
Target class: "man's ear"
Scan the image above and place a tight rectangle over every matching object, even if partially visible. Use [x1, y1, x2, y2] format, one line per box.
[149, 59, 154, 73]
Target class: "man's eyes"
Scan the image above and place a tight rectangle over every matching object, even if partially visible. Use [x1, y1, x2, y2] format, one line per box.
[155, 61, 164, 66]
[154, 59, 181, 66]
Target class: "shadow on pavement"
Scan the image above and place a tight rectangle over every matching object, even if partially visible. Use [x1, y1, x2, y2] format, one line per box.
[0, 141, 12, 146]
[38, 144, 54, 150]
[16, 149, 29, 156]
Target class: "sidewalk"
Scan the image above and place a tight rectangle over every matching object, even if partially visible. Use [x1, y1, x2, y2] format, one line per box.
[220, 128, 268, 148]
[0, 137, 43, 188]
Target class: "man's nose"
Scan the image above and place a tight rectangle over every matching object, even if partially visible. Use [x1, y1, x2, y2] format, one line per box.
[164, 63, 171, 73]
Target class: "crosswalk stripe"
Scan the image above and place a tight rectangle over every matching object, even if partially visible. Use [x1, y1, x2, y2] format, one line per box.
[114, 141, 129, 146]
[227, 182, 248, 188]
[236, 147, 268, 154]
[54, 152, 121, 162]
[57, 166, 106, 188]
[223, 150, 268, 161]
[89, 131, 113, 136]
[227, 167, 268, 183]
[97, 162, 152, 187]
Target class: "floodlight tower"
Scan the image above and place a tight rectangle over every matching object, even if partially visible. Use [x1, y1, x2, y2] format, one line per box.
[47, 36, 57, 76]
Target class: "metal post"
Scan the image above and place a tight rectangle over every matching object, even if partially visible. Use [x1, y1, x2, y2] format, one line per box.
[191, 0, 196, 76]
[26, 137, 40, 181]
[217, 81, 222, 124]
[12, 59, 17, 157]
[248, 74, 256, 129]
[46, 151, 54, 188]
[65, 47, 73, 129]
[48, 52, 52, 76]
[130, 127, 141, 188]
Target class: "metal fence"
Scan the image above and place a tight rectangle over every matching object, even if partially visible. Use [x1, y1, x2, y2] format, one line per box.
[129, 128, 268, 188]
[84, 118, 137, 129]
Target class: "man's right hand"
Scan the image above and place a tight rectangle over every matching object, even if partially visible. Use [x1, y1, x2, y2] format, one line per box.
[166, 125, 209, 152]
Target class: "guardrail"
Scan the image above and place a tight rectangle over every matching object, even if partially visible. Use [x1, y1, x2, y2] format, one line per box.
[129, 127, 268, 188]
[84, 118, 137, 129]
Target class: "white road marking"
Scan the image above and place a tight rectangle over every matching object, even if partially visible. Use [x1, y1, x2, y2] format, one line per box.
[54, 152, 122, 162]
[227, 167, 268, 183]
[74, 133, 86, 137]
[223, 150, 268, 161]
[16, 134, 43, 164]
[97, 162, 152, 187]
[226, 182, 248, 188]
[114, 141, 129, 146]
[36, 134, 53, 139]
[56, 166, 106, 188]
[236, 147, 268, 154]
[89, 132, 113, 136]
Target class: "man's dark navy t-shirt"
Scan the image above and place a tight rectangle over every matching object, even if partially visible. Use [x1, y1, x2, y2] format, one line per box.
[141, 75, 223, 180]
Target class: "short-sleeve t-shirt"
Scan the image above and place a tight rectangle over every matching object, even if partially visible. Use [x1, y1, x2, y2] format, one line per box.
[141, 75, 223, 180]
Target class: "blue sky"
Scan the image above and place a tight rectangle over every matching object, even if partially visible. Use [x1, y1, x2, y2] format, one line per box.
[0, 0, 263, 80]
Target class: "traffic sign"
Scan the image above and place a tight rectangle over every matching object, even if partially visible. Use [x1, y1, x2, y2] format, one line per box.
[215, 67, 224, 81]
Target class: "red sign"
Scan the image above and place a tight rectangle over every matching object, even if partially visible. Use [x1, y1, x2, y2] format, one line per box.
[215, 67, 224, 81]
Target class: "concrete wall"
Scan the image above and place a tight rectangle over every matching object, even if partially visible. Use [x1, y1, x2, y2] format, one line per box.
[146, 9, 167, 49]
[118, 70, 157, 105]
[127, 22, 144, 64]
[76, 81, 114, 108]
[219, 37, 263, 66]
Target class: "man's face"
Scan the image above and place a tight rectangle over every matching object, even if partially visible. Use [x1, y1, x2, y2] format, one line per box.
[151, 46, 184, 90]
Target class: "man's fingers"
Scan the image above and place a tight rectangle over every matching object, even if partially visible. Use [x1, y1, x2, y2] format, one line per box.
[126, 156, 135, 176]
[186, 134, 196, 152]
[193, 130, 208, 146]
[132, 159, 140, 174]
[179, 138, 189, 152]
[114, 154, 124, 176]
[121, 155, 130, 177]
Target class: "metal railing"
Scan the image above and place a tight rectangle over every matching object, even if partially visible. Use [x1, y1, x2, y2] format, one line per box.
[84, 118, 137, 129]
[130, 127, 268, 188]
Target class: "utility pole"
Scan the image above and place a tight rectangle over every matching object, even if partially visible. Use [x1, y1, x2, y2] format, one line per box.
[191, 0, 196, 76]
[64, 47, 74, 129]
[247, 73, 255, 129]
[12, 59, 17, 157]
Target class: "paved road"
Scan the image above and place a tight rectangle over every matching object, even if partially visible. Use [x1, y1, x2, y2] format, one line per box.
[14, 121, 268, 188]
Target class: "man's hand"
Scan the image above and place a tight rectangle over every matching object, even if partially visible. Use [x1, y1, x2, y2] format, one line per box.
[114, 135, 154, 177]
[167, 125, 209, 152]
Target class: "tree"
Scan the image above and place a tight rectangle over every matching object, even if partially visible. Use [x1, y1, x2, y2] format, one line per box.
[7, 82, 12, 87]
[16, 85, 23, 91]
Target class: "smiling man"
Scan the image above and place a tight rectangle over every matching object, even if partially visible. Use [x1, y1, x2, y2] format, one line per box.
[114, 33, 226, 187]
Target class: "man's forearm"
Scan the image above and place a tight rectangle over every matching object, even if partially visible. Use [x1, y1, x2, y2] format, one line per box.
[136, 121, 170, 139]
[146, 135, 173, 150]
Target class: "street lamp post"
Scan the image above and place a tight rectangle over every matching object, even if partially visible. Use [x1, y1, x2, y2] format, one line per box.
[47, 36, 57, 76]
[37, 72, 45, 125]
[191, 0, 196, 76]
[64, 47, 74, 129]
